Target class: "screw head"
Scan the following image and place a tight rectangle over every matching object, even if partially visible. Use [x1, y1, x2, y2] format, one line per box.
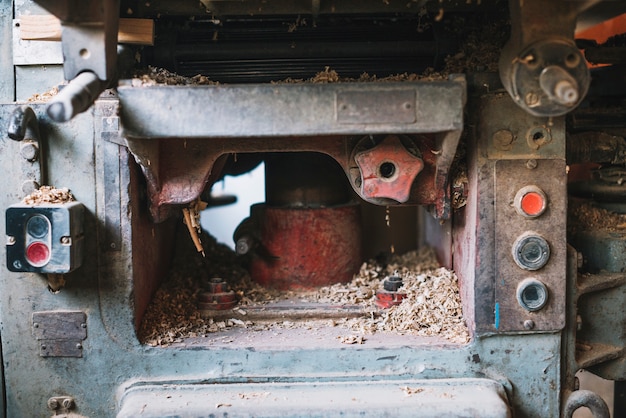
[525, 159, 538, 170]
[523, 320, 535, 330]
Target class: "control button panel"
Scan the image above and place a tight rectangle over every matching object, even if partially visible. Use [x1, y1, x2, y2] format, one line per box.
[6, 202, 84, 274]
[495, 159, 566, 332]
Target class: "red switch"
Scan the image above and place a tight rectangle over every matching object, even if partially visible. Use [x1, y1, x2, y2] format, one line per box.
[514, 185, 547, 218]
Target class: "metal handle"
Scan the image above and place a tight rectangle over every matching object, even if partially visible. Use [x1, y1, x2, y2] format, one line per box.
[564, 390, 610, 418]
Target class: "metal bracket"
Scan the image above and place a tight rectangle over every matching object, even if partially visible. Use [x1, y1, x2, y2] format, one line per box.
[7, 105, 45, 197]
[32, 311, 87, 358]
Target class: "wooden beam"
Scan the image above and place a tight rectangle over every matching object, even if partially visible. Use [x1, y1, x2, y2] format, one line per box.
[19, 15, 154, 46]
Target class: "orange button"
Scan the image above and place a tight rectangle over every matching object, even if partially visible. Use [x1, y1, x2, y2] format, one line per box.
[514, 185, 547, 218]
[521, 191, 545, 216]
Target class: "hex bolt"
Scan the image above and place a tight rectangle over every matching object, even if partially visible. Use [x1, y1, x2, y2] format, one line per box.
[20, 142, 39, 161]
[523, 320, 535, 330]
[61, 398, 75, 410]
[47, 398, 60, 410]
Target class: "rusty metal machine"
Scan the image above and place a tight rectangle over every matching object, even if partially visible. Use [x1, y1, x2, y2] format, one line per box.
[2, 0, 626, 416]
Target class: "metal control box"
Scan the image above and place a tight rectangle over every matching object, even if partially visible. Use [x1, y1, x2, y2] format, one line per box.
[6, 202, 85, 273]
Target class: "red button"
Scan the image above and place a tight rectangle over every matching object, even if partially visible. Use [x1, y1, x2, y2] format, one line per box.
[514, 185, 547, 218]
[26, 242, 50, 266]
[521, 192, 545, 216]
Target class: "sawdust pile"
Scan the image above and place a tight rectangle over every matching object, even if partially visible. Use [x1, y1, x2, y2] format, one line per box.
[22, 186, 75, 205]
[139, 226, 469, 346]
[443, 19, 509, 74]
[27, 86, 60, 103]
[277, 66, 447, 84]
[131, 66, 219, 86]
[568, 199, 626, 232]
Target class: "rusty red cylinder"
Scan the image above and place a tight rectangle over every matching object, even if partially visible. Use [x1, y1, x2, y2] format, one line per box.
[250, 203, 362, 290]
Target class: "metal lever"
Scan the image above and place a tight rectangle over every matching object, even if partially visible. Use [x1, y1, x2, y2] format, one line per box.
[7, 106, 45, 196]
[47, 72, 108, 122]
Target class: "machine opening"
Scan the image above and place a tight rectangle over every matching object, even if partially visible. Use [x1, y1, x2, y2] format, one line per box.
[133, 152, 470, 349]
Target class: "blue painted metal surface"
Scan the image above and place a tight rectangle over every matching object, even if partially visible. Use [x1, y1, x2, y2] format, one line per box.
[0, 102, 566, 417]
[118, 378, 512, 417]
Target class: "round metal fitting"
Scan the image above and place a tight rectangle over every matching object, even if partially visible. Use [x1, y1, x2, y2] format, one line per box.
[503, 38, 589, 117]
[517, 278, 549, 312]
[383, 275, 403, 291]
[20, 142, 39, 161]
[512, 233, 550, 271]
[514, 185, 548, 218]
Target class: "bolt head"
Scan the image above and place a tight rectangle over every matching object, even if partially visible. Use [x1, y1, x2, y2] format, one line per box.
[20, 142, 39, 161]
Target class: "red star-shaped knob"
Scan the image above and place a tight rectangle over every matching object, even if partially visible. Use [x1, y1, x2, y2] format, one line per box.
[354, 135, 424, 203]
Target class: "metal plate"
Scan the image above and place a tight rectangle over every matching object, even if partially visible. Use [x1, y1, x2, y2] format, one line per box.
[32, 311, 86, 357]
[118, 379, 511, 418]
[32, 311, 87, 340]
[117, 80, 464, 138]
[337, 89, 415, 124]
[494, 159, 567, 332]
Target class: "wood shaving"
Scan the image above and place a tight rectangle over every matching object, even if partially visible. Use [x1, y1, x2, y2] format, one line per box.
[131, 66, 219, 86]
[22, 186, 75, 205]
[277, 66, 446, 84]
[27, 86, 60, 103]
[339, 335, 365, 344]
[568, 199, 626, 233]
[139, 227, 469, 346]
[401, 386, 424, 396]
[443, 19, 509, 74]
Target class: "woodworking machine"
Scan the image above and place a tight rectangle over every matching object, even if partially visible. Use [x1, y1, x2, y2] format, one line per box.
[2, 0, 626, 416]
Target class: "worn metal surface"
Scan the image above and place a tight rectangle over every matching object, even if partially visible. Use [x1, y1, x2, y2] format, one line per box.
[499, 0, 592, 116]
[494, 159, 567, 332]
[34, 0, 120, 81]
[118, 378, 511, 418]
[0, 97, 568, 418]
[117, 80, 464, 220]
[249, 203, 362, 289]
[0, 0, 13, 102]
[117, 80, 464, 138]
[7, 105, 45, 195]
[354, 135, 424, 203]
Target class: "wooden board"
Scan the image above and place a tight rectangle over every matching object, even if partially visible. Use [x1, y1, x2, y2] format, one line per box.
[19, 15, 154, 46]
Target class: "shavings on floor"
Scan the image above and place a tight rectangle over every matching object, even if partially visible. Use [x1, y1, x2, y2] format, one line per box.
[138, 226, 469, 346]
